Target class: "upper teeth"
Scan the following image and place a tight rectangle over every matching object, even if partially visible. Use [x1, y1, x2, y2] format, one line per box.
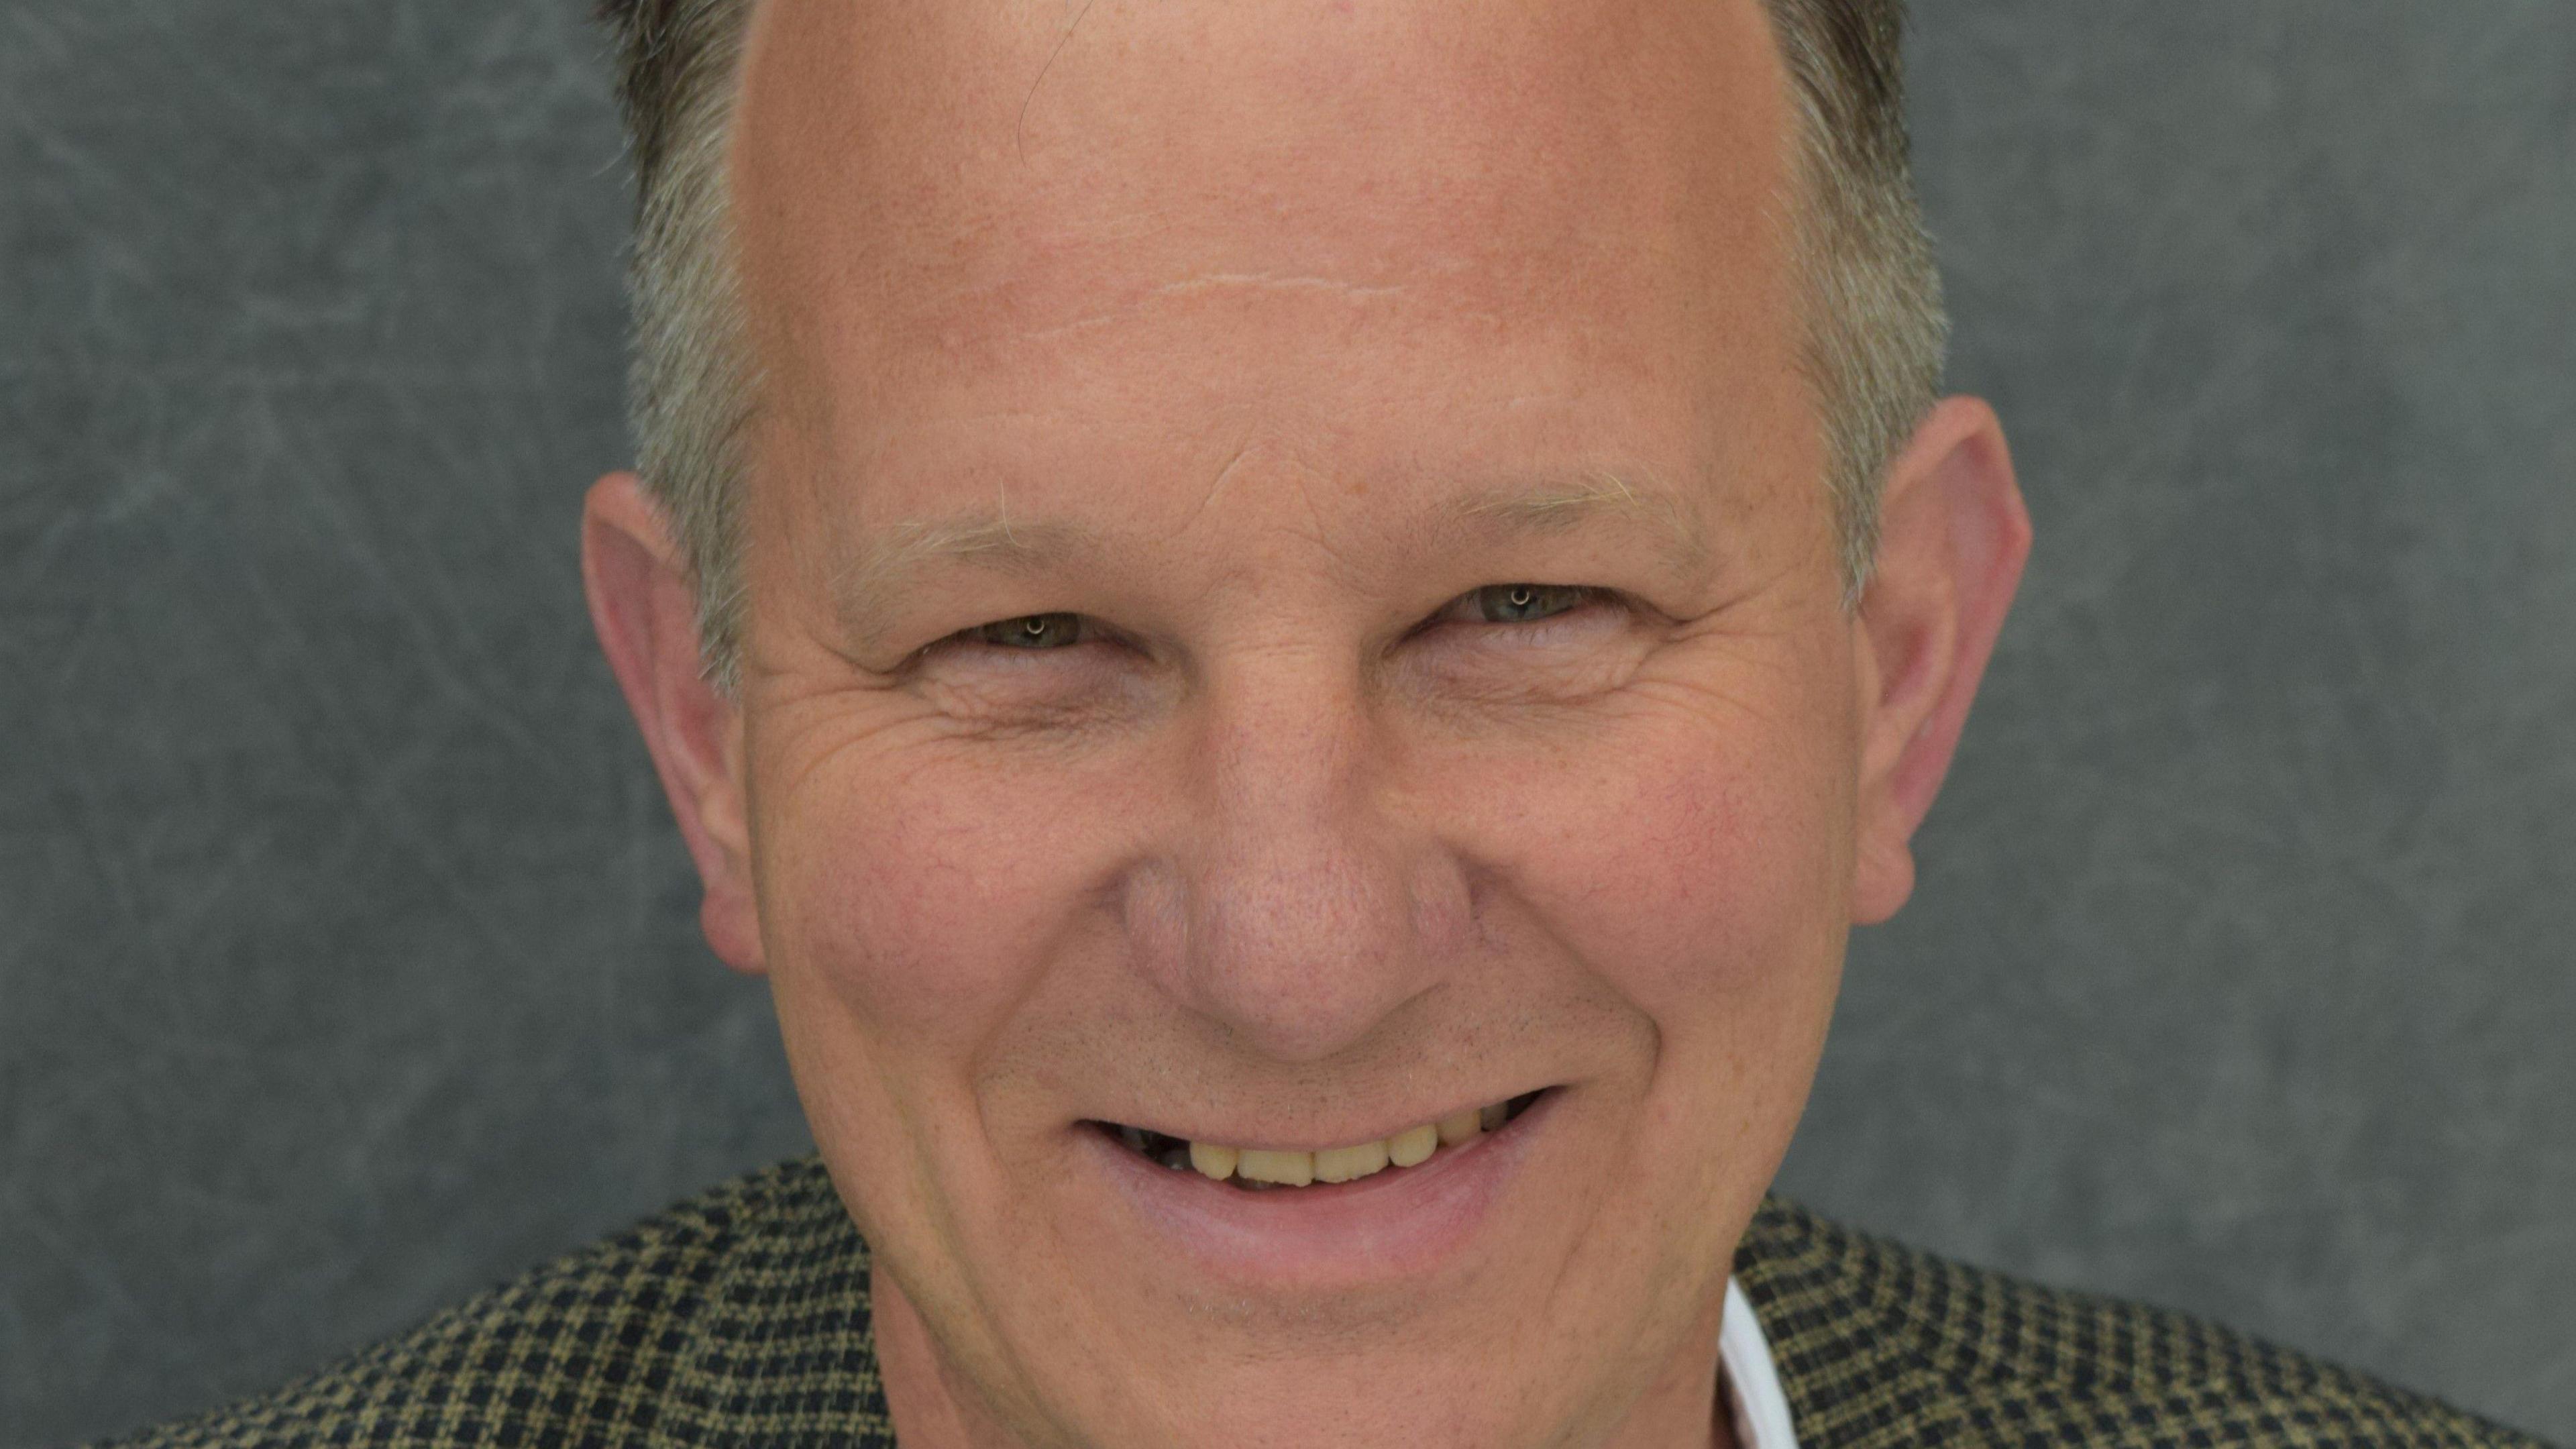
[1181, 1099, 1518, 1187]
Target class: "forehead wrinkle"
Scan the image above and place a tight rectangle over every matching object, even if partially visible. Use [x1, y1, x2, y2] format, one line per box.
[831, 513, 1095, 650]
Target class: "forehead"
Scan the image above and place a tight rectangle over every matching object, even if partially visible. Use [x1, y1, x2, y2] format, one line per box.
[730, 0, 1807, 531]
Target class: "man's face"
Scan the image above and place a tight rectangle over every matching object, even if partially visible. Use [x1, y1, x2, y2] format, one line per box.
[723, 0, 1860, 1442]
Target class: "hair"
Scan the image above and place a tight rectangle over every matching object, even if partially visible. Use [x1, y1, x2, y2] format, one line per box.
[596, 0, 1945, 694]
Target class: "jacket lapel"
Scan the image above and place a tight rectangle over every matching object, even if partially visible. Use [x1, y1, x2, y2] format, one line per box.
[1737, 1197, 1971, 1449]
[658, 1158, 899, 1448]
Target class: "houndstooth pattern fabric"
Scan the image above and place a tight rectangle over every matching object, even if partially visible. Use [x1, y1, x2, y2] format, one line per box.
[93, 1157, 2551, 1448]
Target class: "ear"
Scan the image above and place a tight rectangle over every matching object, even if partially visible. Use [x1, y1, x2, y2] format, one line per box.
[1849, 397, 2032, 925]
[582, 472, 767, 973]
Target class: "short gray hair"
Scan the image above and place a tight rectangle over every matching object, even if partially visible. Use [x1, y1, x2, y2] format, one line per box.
[596, 0, 1945, 693]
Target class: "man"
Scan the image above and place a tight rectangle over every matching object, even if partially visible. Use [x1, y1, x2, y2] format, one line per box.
[101, 1, 2544, 1446]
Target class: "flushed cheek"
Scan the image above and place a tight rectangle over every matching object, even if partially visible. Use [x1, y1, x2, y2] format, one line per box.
[753, 737, 1164, 1307]
[1455, 722, 1851, 1022]
[1576, 736, 1849, 1231]
[1483, 731, 1842, 1339]
[753, 735, 1150, 1065]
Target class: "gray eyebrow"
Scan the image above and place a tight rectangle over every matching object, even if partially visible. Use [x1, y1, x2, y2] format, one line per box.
[1451, 471, 1711, 575]
[830, 469, 1709, 651]
[831, 513, 1096, 653]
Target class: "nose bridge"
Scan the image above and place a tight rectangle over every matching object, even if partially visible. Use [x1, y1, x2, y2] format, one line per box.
[1169, 648, 1446, 1063]
[1205, 643, 1366, 830]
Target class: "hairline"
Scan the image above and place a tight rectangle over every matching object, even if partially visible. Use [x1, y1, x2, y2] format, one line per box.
[602, 0, 1943, 696]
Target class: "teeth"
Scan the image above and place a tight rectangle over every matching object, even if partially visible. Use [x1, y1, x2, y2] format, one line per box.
[1313, 1139, 1391, 1184]
[1236, 1148, 1314, 1187]
[1137, 1095, 1534, 1189]
[1189, 1141, 1239, 1181]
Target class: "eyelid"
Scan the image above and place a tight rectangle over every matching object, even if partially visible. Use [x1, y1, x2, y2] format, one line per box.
[908, 587, 1615, 670]
[1431, 583, 1610, 625]
[923, 611, 1128, 662]
[971, 611, 1084, 649]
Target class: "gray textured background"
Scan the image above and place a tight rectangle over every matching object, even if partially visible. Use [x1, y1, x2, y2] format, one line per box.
[3, 3, 2569, 1444]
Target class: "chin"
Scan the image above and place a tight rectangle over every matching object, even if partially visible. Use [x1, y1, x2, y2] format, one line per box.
[853, 1071, 1764, 1449]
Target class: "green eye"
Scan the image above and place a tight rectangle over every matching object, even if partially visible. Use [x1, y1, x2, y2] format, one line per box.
[1475, 584, 1587, 623]
[975, 612, 1084, 649]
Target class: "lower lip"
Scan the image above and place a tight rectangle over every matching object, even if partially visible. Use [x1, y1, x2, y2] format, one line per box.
[1082, 1091, 1558, 1288]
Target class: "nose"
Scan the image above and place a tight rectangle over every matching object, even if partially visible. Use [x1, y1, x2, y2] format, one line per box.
[1127, 647, 1464, 1063]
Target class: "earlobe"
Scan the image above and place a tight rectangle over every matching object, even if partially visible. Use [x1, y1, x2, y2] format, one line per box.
[1849, 398, 2032, 925]
[582, 472, 768, 974]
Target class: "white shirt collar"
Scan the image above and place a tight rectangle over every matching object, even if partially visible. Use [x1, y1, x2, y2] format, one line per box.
[1719, 1278, 1799, 1449]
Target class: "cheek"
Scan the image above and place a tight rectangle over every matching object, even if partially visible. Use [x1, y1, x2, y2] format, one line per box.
[752, 737, 1143, 1065]
[1447, 694, 1857, 1025]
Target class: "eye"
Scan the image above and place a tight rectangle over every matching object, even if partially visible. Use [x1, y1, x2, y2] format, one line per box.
[1467, 583, 1591, 624]
[971, 612, 1086, 649]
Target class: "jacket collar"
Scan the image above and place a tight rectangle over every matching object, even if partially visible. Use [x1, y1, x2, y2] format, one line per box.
[1733, 1196, 1964, 1449]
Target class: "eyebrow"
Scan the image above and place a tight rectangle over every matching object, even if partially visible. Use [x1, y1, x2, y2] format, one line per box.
[1451, 471, 1710, 575]
[831, 470, 1709, 652]
[831, 512, 1097, 653]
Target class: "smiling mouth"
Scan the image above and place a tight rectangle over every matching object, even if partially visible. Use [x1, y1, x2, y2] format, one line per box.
[1088, 1089, 1551, 1190]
